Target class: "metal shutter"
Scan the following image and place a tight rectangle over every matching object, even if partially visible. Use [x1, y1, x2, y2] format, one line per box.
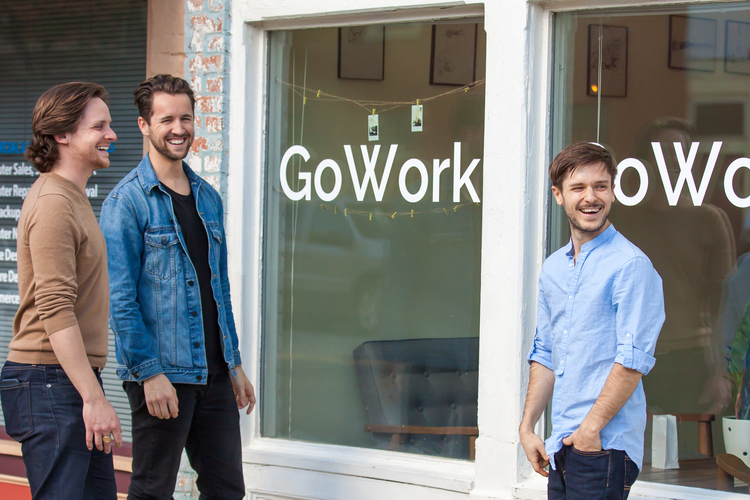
[0, 0, 148, 441]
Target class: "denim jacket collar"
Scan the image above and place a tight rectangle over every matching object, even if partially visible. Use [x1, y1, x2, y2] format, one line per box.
[136, 153, 202, 195]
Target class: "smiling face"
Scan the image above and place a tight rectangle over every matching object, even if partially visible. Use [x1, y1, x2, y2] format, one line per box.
[139, 92, 194, 163]
[552, 161, 615, 243]
[62, 97, 116, 172]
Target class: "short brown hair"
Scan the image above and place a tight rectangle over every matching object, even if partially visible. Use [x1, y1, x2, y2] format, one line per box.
[26, 82, 108, 173]
[133, 74, 195, 123]
[548, 142, 617, 189]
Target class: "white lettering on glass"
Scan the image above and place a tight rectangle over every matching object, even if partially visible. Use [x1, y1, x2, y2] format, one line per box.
[279, 145, 312, 201]
[614, 158, 649, 207]
[399, 159, 429, 203]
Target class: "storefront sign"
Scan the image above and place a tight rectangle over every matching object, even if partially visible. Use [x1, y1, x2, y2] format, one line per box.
[615, 141, 750, 207]
[279, 142, 481, 203]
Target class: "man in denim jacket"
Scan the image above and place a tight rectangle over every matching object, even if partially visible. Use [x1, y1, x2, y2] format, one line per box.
[100, 75, 254, 500]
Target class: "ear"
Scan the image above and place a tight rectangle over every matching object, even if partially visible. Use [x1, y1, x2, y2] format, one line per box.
[551, 185, 564, 206]
[137, 116, 150, 137]
[54, 133, 69, 145]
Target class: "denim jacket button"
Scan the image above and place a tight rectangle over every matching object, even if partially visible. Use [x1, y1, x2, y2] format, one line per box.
[193, 342, 199, 348]
[192, 311, 198, 317]
[134, 372, 139, 378]
[196, 375, 202, 381]
[188, 280, 194, 286]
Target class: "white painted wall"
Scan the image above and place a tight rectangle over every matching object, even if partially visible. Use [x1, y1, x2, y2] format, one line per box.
[225, 1, 750, 499]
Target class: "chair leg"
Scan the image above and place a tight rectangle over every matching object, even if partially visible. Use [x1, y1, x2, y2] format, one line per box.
[698, 421, 714, 457]
[719, 465, 734, 492]
[389, 434, 406, 451]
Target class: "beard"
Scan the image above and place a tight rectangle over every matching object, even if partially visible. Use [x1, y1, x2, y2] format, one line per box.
[150, 134, 193, 161]
[565, 203, 611, 235]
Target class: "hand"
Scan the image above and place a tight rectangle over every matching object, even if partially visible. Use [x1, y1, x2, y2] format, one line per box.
[144, 374, 179, 419]
[520, 428, 550, 477]
[82, 395, 123, 454]
[562, 424, 601, 452]
[230, 365, 256, 415]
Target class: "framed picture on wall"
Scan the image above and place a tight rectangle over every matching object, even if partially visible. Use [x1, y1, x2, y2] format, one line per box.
[430, 24, 478, 86]
[669, 15, 716, 72]
[338, 26, 385, 80]
[725, 20, 750, 75]
[587, 24, 628, 98]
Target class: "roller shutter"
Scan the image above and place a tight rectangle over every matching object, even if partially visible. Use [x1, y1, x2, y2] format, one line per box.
[0, 0, 148, 441]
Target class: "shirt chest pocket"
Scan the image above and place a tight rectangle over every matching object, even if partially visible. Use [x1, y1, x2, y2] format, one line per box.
[145, 230, 182, 280]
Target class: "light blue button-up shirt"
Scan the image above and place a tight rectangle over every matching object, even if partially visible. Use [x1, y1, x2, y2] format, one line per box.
[528, 224, 665, 470]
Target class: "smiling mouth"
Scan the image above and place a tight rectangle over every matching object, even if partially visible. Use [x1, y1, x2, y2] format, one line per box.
[166, 137, 187, 146]
[579, 206, 602, 215]
[96, 146, 109, 152]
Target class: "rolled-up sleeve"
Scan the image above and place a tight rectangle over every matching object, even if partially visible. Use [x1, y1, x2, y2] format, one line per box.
[27, 195, 80, 335]
[612, 256, 665, 375]
[529, 276, 554, 370]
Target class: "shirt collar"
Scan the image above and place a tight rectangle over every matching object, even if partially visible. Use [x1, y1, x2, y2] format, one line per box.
[136, 154, 201, 194]
[565, 223, 617, 257]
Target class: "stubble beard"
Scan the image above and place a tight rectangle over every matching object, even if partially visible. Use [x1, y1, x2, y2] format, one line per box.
[566, 204, 611, 236]
[150, 135, 192, 162]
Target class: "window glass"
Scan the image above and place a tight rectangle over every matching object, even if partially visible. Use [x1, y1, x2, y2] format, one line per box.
[553, 4, 750, 490]
[261, 20, 485, 459]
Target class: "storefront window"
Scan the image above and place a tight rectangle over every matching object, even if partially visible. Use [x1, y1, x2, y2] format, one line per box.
[261, 20, 485, 460]
[553, 3, 750, 491]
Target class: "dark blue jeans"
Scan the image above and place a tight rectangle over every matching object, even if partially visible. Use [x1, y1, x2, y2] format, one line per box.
[0, 361, 117, 500]
[548, 445, 639, 500]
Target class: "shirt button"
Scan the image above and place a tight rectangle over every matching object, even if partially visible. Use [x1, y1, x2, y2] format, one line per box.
[192, 311, 198, 317]
[569, 263, 573, 268]
[626, 333, 631, 338]
[563, 330, 568, 335]
[568, 295, 573, 300]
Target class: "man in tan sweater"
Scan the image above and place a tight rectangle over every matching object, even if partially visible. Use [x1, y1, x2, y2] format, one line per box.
[0, 82, 122, 499]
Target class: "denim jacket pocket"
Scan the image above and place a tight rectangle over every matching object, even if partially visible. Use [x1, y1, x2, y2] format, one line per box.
[208, 223, 223, 244]
[145, 229, 181, 280]
[0, 379, 33, 442]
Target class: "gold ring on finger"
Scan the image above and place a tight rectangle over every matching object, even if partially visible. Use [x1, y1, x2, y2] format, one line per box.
[102, 435, 112, 444]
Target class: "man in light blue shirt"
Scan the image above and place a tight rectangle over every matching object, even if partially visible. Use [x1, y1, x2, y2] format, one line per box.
[519, 142, 665, 499]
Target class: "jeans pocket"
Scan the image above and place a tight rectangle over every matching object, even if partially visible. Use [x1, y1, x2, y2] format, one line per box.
[0, 379, 33, 442]
[624, 456, 639, 489]
[571, 445, 610, 457]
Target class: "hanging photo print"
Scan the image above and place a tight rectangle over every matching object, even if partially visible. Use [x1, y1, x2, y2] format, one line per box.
[411, 105, 423, 132]
[368, 114, 379, 141]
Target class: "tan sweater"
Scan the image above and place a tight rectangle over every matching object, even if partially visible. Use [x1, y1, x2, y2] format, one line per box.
[8, 173, 109, 367]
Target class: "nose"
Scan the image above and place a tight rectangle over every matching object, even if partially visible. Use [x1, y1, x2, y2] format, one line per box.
[171, 120, 185, 135]
[105, 126, 117, 142]
[583, 186, 597, 202]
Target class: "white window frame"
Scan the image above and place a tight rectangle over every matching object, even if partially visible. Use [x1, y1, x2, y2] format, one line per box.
[225, 0, 749, 499]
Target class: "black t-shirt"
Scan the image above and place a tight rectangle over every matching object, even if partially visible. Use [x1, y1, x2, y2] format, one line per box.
[161, 183, 225, 374]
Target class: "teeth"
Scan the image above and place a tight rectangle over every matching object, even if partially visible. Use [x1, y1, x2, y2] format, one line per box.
[168, 138, 185, 145]
[97, 147, 108, 151]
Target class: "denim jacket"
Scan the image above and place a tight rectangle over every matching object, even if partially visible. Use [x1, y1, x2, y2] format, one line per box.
[100, 155, 241, 384]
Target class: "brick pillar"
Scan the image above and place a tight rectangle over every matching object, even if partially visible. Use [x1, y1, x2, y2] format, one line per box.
[185, 0, 231, 199]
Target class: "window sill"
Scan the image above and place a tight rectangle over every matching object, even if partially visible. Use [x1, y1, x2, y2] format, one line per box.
[243, 437, 474, 493]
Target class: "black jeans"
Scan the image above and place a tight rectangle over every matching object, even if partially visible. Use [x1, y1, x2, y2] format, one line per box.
[125, 372, 244, 500]
[0, 362, 117, 500]
[548, 445, 639, 500]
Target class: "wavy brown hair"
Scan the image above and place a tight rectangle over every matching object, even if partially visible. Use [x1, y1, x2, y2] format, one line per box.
[133, 74, 195, 124]
[26, 82, 108, 173]
[549, 142, 617, 189]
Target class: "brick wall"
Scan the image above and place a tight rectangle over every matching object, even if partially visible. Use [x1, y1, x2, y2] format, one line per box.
[185, 0, 231, 200]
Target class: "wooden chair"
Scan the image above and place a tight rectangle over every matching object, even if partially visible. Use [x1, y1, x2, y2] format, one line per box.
[364, 425, 479, 460]
[717, 453, 750, 493]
